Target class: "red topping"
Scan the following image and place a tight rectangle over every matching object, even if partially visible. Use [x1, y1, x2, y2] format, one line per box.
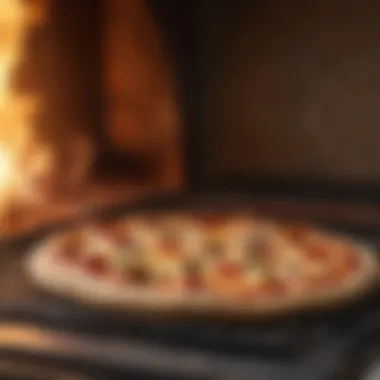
[306, 244, 330, 261]
[185, 275, 203, 291]
[162, 239, 178, 252]
[219, 261, 241, 277]
[83, 256, 109, 277]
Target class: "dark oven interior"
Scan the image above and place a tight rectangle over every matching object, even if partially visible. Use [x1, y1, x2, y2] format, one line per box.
[26, 0, 380, 197]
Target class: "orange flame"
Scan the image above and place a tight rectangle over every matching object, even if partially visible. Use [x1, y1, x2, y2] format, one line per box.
[0, 0, 48, 212]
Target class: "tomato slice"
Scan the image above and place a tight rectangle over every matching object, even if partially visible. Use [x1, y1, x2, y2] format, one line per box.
[162, 239, 178, 251]
[83, 256, 110, 277]
[306, 244, 330, 261]
[185, 274, 203, 291]
[219, 261, 241, 277]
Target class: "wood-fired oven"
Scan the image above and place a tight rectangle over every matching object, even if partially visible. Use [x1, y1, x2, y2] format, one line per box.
[0, 2, 379, 379]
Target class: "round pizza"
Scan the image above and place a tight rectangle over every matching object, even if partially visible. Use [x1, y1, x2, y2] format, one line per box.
[25, 212, 379, 317]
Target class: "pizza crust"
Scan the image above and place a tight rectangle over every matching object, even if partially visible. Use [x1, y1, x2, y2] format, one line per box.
[25, 235, 379, 318]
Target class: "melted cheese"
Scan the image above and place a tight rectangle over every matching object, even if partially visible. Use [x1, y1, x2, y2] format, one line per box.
[151, 258, 183, 281]
[79, 229, 121, 267]
[180, 225, 204, 258]
[244, 268, 268, 287]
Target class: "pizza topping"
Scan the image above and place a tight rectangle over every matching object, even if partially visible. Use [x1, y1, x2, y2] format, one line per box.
[153, 257, 183, 283]
[59, 248, 81, 263]
[306, 244, 330, 262]
[83, 255, 109, 277]
[205, 240, 224, 258]
[56, 234, 82, 263]
[182, 260, 203, 290]
[125, 265, 150, 285]
[122, 239, 142, 256]
[159, 224, 183, 255]
[161, 233, 180, 251]
[244, 236, 271, 261]
[185, 273, 203, 291]
[219, 261, 241, 277]
[277, 261, 303, 282]
[111, 229, 132, 246]
[244, 267, 269, 286]
[184, 259, 201, 274]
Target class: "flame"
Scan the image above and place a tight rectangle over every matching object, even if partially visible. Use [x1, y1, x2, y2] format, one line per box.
[0, 0, 48, 213]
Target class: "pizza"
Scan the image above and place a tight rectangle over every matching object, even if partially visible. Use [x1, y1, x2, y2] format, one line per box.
[26, 212, 379, 317]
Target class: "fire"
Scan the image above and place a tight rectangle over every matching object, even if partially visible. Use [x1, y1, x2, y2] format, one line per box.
[0, 0, 48, 213]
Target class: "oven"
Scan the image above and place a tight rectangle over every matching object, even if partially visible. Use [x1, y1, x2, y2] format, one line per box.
[0, 0, 380, 379]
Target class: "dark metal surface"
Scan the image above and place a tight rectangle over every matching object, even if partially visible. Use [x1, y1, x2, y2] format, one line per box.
[0, 321, 357, 380]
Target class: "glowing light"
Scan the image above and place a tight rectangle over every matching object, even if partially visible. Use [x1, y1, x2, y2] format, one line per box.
[0, 0, 48, 213]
